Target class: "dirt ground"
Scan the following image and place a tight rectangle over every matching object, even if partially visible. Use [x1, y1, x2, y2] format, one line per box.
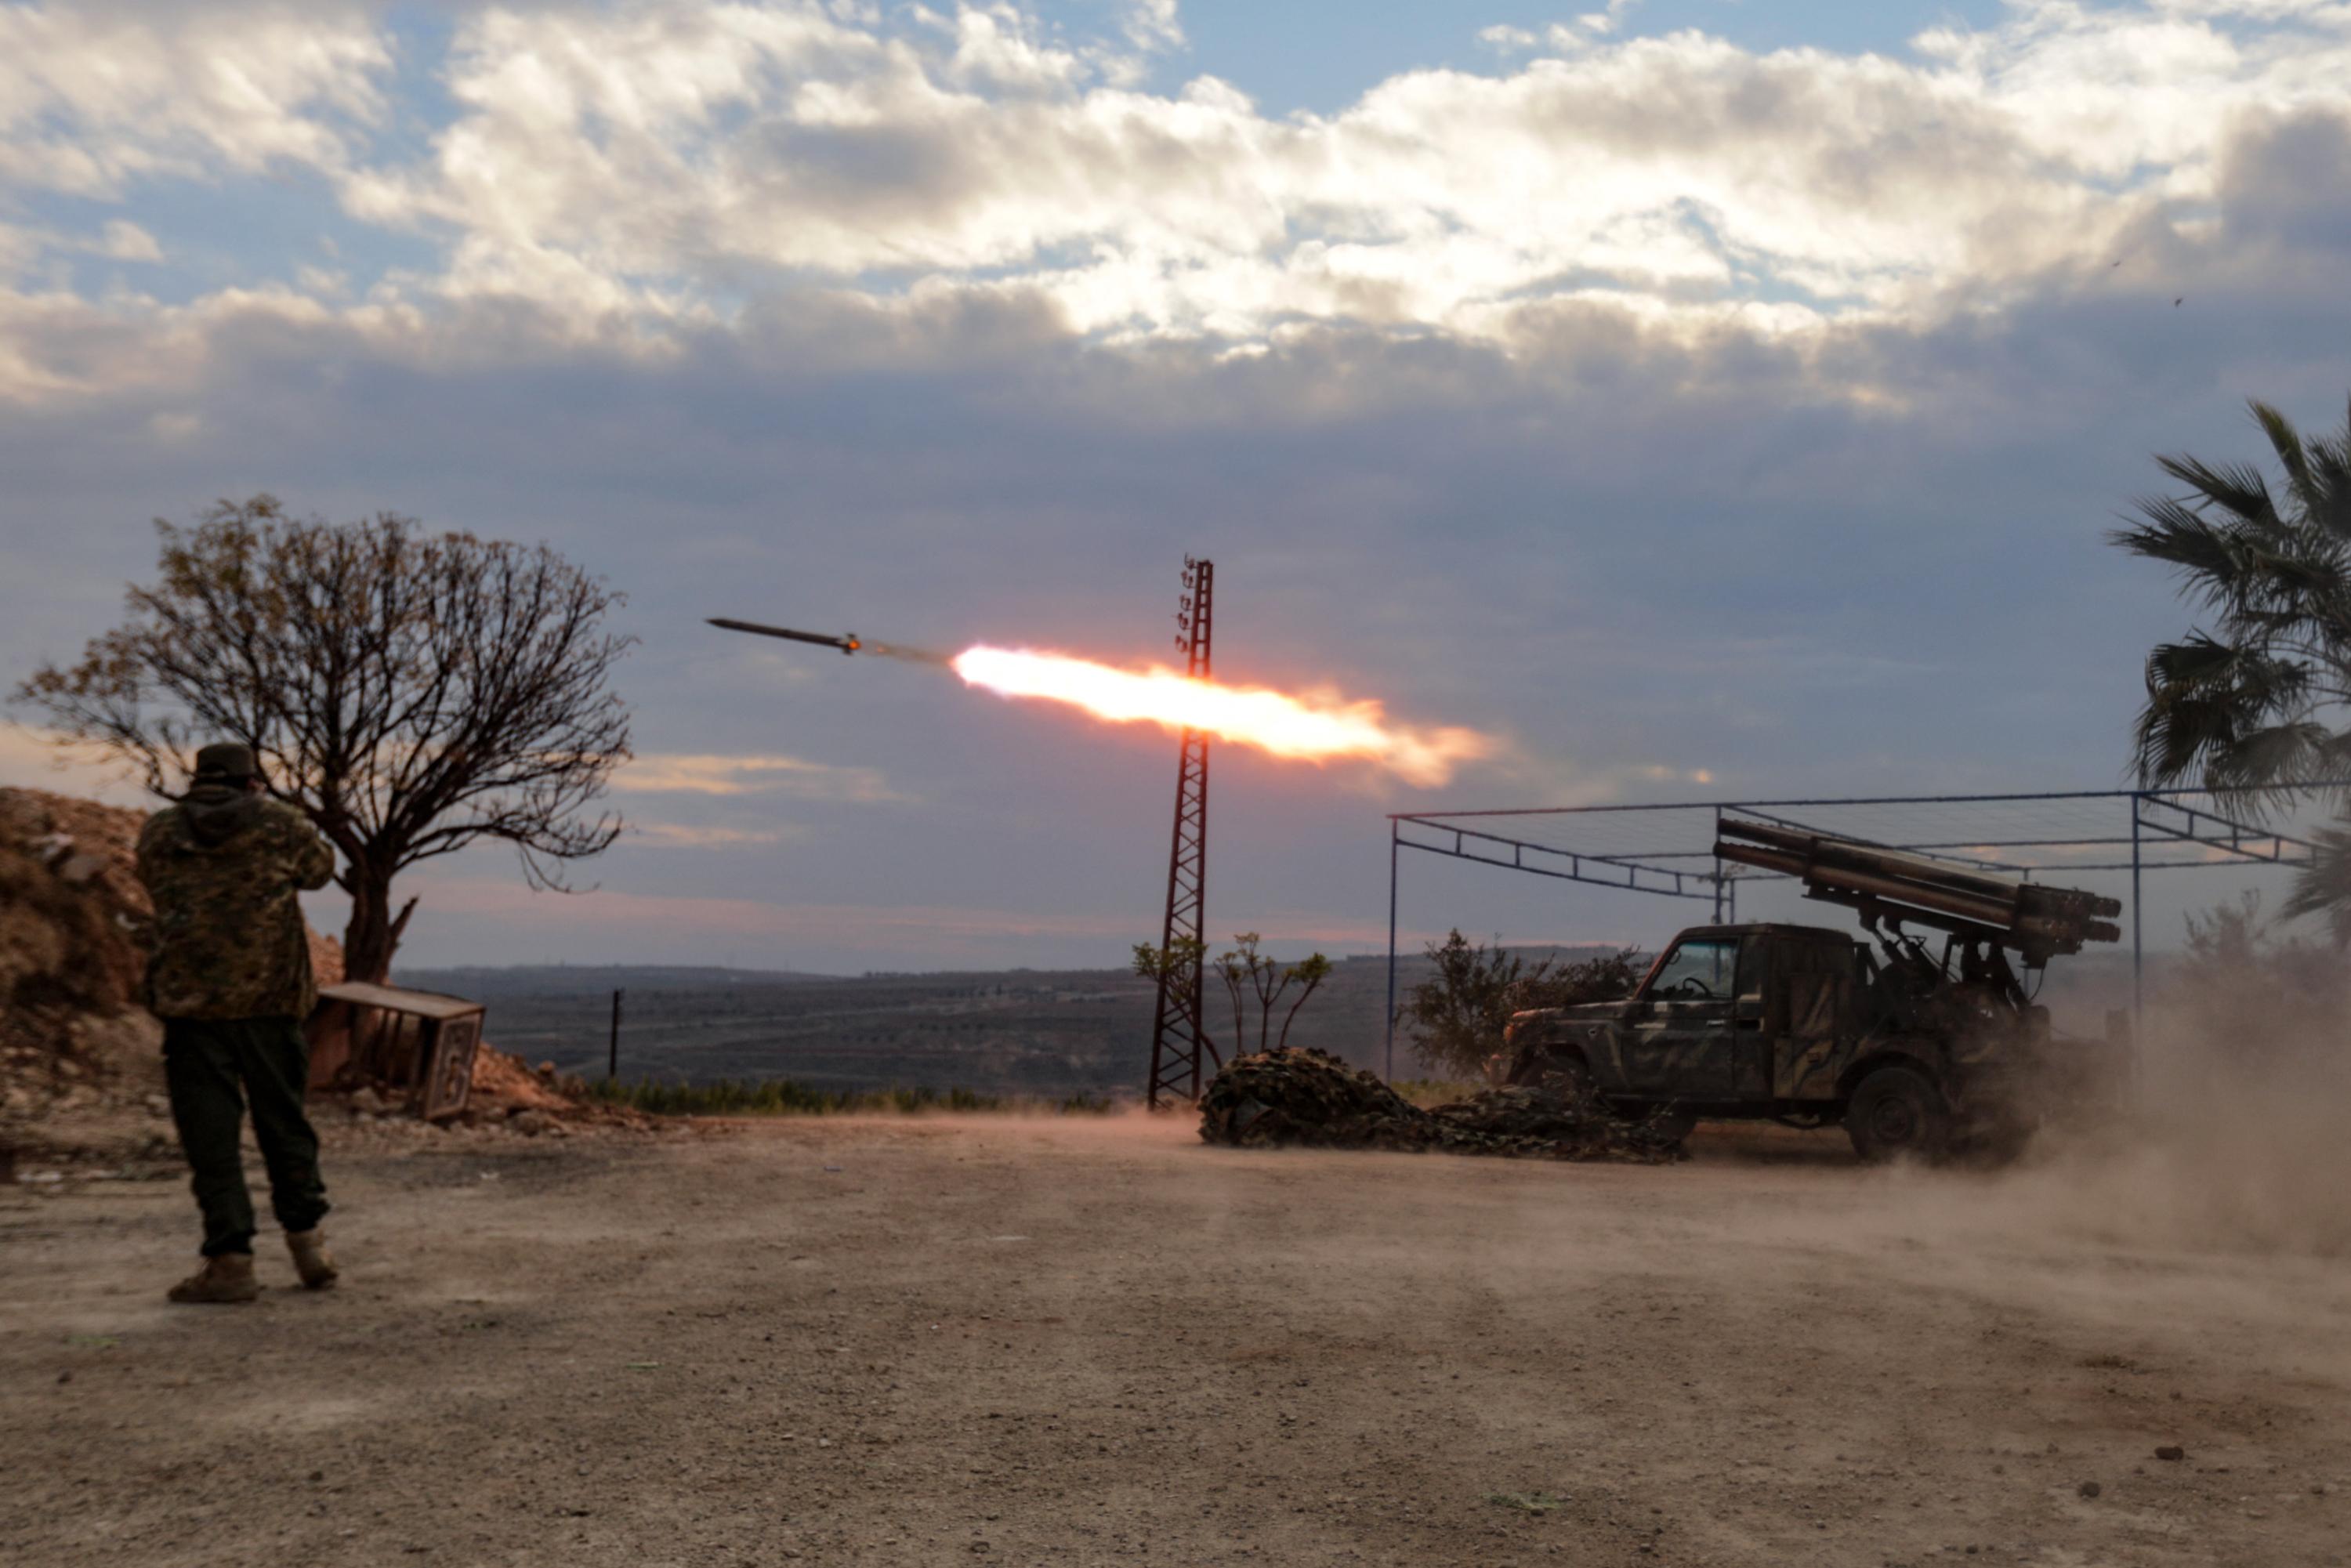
[4, 1114, 2347, 1568]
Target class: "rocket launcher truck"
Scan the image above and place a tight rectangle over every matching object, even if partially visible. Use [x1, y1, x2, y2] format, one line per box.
[1496, 821, 2129, 1162]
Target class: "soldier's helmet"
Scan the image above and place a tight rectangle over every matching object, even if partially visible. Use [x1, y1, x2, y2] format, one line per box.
[191, 741, 260, 785]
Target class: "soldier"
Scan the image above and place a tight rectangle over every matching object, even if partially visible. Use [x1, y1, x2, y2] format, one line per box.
[135, 741, 340, 1304]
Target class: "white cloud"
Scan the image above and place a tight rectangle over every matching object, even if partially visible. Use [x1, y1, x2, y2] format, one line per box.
[1478, 25, 1538, 53]
[620, 751, 908, 802]
[328, 0, 2351, 345]
[631, 822, 792, 846]
[1576, 0, 1644, 36]
[0, 2, 389, 197]
[1124, 0, 1185, 54]
[1, 0, 2349, 386]
[96, 220, 161, 263]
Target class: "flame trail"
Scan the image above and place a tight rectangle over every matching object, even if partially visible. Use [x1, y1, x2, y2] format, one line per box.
[951, 645, 1495, 788]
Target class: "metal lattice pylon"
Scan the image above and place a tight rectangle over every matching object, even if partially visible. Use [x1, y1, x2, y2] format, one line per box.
[1147, 557, 1216, 1106]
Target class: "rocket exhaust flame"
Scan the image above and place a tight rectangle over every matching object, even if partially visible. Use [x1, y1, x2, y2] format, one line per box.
[861, 640, 950, 665]
[951, 645, 1494, 788]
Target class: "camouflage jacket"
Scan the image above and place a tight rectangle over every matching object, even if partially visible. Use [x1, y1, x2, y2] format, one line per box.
[136, 788, 335, 1020]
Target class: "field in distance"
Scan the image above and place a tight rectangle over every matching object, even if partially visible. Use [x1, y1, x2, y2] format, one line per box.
[393, 955, 1441, 1099]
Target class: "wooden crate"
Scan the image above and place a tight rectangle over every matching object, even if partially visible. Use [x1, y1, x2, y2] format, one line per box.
[306, 981, 488, 1119]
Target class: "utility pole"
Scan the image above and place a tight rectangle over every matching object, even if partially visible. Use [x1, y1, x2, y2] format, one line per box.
[1146, 557, 1216, 1107]
[608, 987, 625, 1081]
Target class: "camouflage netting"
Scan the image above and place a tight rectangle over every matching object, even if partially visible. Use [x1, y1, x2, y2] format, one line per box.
[1198, 1047, 1685, 1162]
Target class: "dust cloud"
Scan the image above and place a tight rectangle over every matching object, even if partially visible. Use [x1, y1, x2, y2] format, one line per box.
[1861, 918, 2351, 1264]
[2003, 989, 2351, 1260]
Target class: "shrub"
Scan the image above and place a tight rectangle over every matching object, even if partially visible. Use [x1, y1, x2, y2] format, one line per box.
[1399, 932, 1644, 1077]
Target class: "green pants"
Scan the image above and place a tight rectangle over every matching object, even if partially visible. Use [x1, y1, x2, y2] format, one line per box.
[162, 1016, 330, 1258]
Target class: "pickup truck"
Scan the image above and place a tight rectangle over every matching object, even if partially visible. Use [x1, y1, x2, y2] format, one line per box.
[1496, 916, 2128, 1163]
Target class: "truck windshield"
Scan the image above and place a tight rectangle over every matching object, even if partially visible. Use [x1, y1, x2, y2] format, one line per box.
[1645, 939, 1737, 1001]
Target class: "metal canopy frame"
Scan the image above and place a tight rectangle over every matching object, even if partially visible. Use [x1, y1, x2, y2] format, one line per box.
[1382, 785, 2341, 1080]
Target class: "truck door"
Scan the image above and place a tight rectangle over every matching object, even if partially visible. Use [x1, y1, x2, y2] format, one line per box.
[1772, 940, 1853, 1100]
[1729, 935, 1773, 1097]
[1625, 936, 1739, 1095]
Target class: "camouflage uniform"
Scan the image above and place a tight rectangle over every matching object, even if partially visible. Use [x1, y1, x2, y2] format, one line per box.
[136, 744, 338, 1261]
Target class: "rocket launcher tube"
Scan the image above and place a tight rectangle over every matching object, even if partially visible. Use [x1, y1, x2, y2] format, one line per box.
[1721, 819, 2029, 907]
[1717, 819, 2123, 922]
[1715, 842, 2022, 929]
[1715, 826, 2121, 958]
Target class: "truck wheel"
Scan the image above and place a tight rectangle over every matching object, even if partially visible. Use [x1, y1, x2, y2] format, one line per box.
[1845, 1066, 1952, 1164]
[1508, 1049, 1592, 1097]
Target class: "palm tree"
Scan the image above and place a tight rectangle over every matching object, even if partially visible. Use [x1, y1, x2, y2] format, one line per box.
[2110, 396, 2351, 941]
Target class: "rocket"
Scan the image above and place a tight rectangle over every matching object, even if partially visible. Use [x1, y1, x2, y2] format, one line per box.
[707, 617, 864, 654]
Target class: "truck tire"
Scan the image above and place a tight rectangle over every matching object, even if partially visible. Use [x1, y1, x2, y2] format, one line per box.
[1506, 1047, 1592, 1096]
[1845, 1066, 1952, 1164]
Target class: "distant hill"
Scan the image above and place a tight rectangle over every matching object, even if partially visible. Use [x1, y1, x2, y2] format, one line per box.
[393, 964, 833, 999]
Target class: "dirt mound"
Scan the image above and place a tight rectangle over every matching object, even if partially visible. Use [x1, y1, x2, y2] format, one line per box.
[444, 1045, 647, 1132]
[1, 789, 151, 1052]
[1198, 1047, 1684, 1162]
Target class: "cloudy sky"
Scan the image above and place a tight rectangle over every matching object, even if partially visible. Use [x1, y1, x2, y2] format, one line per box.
[3, 0, 2348, 972]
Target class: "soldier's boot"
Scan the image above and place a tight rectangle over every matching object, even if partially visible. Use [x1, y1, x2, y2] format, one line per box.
[167, 1253, 260, 1305]
[284, 1229, 339, 1291]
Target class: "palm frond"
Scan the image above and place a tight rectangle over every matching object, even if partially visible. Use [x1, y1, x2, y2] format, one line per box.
[2111, 494, 2232, 559]
[2132, 636, 2322, 790]
[2143, 633, 2244, 688]
[2304, 399, 2351, 545]
[2155, 452, 2278, 527]
[2133, 671, 2240, 786]
[2280, 818, 2351, 947]
[2248, 547, 2351, 606]
[2112, 497, 2257, 614]
[2120, 395, 2351, 807]
[2249, 400, 2316, 514]
[2212, 721, 2336, 792]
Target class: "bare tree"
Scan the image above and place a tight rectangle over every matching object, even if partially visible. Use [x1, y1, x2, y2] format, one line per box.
[16, 496, 635, 983]
[1211, 932, 1334, 1056]
[1132, 933, 1334, 1063]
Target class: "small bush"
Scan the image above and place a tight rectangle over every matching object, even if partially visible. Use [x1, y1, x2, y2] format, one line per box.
[2169, 893, 2351, 1068]
[1398, 932, 1645, 1078]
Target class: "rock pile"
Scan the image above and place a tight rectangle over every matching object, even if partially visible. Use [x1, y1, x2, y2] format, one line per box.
[332, 1048, 650, 1139]
[1197, 1047, 1685, 1162]
[418, 1048, 647, 1134]
[2, 788, 159, 1063]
